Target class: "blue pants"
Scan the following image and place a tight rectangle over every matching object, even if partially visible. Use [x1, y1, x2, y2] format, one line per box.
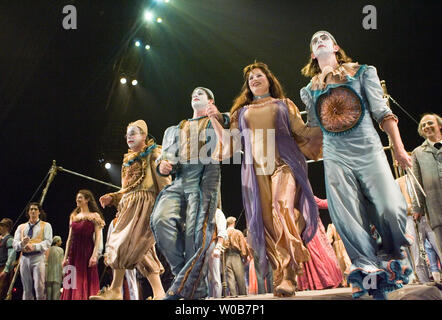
[151, 164, 220, 299]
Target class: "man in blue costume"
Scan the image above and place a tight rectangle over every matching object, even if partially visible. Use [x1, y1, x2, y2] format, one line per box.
[151, 87, 229, 300]
[300, 31, 412, 299]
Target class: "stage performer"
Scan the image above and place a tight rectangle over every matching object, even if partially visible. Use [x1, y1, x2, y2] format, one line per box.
[208, 62, 322, 297]
[0, 218, 16, 299]
[151, 87, 229, 300]
[13, 202, 53, 300]
[297, 197, 343, 290]
[300, 30, 412, 299]
[90, 120, 170, 300]
[411, 113, 442, 258]
[61, 190, 104, 300]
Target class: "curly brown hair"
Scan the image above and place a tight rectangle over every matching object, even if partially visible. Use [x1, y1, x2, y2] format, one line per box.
[71, 189, 104, 220]
[25, 202, 47, 221]
[230, 61, 286, 116]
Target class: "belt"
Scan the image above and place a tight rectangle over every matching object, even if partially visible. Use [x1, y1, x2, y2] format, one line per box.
[22, 251, 42, 257]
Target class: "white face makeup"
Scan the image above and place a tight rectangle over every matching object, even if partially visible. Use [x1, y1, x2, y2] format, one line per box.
[191, 88, 211, 111]
[311, 32, 336, 58]
[126, 125, 145, 150]
[248, 68, 270, 96]
[420, 115, 441, 141]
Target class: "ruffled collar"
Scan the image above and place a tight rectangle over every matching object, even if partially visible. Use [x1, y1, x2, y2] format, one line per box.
[71, 213, 105, 228]
[312, 62, 361, 90]
[245, 97, 281, 109]
[123, 140, 156, 167]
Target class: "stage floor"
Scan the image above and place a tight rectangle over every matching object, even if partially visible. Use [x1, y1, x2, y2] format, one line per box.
[211, 283, 442, 300]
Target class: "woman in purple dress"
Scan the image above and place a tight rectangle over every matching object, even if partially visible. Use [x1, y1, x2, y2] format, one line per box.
[61, 189, 105, 300]
[208, 62, 323, 296]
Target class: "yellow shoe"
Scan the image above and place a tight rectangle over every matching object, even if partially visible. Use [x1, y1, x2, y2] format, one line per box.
[89, 286, 123, 300]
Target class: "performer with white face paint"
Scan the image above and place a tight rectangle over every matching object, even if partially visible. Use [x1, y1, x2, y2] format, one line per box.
[150, 87, 229, 300]
[300, 30, 413, 299]
[90, 120, 171, 300]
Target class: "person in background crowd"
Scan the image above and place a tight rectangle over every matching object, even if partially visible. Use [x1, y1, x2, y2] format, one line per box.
[411, 113, 442, 259]
[224, 216, 249, 296]
[0, 218, 16, 299]
[13, 203, 53, 300]
[45, 235, 64, 300]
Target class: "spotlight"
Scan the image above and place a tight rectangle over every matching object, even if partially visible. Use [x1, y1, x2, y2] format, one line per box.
[145, 44, 151, 50]
[165, 0, 170, 3]
[132, 80, 138, 86]
[105, 163, 111, 169]
[135, 40, 141, 47]
[156, 17, 163, 23]
[144, 10, 154, 22]
[120, 77, 127, 84]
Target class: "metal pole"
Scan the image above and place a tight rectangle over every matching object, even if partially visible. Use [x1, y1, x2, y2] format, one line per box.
[381, 80, 400, 179]
[57, 166, 120, 190]
[39, 160, 58, 205]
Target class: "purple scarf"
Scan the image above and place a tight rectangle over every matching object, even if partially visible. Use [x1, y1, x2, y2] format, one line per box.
[238, 100, 319, 272]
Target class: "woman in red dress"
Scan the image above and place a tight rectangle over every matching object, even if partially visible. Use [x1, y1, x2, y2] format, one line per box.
[297, 197, 343, 290]
[61, 189, 105, 300]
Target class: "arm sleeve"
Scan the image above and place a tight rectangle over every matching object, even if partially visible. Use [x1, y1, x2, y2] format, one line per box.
[151, 146, 172, 190]
[314, 196, 328, 210]
[300, 86, 320, 127]
[361, 66, 398, 129]
[211, 112, 241, 161]
[13, 226, 23, 252]
[4, 238, 16, 273]
[215, 209, 228, 240]
[286, 98, 323, 160]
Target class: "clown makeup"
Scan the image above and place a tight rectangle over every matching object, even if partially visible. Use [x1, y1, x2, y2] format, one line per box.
[248, 68, 270, 96]
[311, 32, 336, 58]
[191, 88, 211, 111]
[126, 125, 145, 150]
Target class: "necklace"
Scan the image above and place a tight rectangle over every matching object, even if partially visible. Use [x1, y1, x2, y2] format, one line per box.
[253, 93, 271, 100]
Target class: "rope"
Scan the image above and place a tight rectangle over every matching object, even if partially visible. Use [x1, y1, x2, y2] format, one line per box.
[387, 95, 420, 125]
[12, 170, 50, 230]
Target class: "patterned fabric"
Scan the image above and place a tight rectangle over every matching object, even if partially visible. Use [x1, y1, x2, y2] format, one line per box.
[317, 86, 363, 133]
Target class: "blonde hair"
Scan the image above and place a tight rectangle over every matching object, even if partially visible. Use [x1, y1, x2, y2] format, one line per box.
[226, 216, 237, 226]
